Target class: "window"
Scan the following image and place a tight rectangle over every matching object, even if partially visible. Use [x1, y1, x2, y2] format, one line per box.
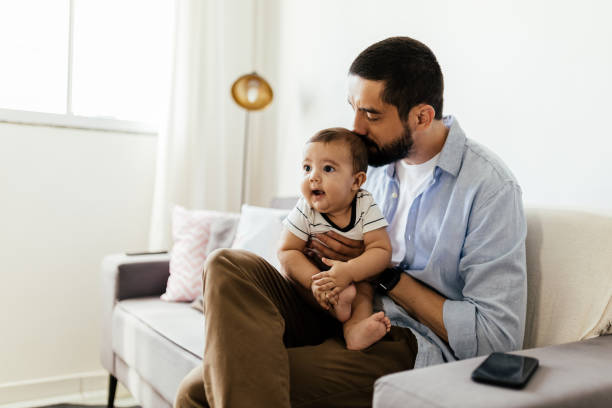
[0, 0, 174, 134]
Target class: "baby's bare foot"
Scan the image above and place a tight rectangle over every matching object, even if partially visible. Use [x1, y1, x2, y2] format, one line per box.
[329, 284, 356, 322]
[344, 311, 391, 350]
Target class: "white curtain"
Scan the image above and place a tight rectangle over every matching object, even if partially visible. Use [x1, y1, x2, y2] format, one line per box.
[148, 0, 251, 251]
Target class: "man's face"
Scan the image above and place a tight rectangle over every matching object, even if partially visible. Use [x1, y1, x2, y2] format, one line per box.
[347, 75, 413, 166]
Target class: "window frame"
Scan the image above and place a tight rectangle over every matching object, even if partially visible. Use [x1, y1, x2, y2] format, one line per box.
[0, 108, 157, 134]
[0, 0, 163, 135]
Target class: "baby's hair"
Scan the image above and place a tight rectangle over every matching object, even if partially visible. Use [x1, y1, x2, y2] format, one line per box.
[307, 128, 368, 174]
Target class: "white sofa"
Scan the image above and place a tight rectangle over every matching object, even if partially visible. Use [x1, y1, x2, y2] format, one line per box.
[101, 206, 612, 408]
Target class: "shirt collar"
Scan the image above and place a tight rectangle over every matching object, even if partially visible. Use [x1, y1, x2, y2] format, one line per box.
[436, 115, 466, 178]
[381, 115, 466, 179]
[384, 161, 396, 179]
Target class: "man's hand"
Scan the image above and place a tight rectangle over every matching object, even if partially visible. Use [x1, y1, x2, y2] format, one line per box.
[311, 278, 335, 310]
[311, 257, 354, 297]
[305, 231, 365, 262]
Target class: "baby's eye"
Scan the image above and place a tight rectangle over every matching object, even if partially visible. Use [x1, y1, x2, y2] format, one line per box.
[323, 165, 335, 173]
[303, 164, 311, 172]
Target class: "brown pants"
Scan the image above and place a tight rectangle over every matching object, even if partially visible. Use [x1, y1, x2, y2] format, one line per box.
[174, 249, 417, 408]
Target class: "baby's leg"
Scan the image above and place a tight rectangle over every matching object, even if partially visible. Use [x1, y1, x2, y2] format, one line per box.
[343, 282, 391, 350]
[328, 284, 356, 322]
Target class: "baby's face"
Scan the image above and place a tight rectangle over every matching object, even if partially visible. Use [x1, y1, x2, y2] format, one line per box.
[301, 141, 359, 215]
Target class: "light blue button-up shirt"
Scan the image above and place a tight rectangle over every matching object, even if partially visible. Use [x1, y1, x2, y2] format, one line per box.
[365, 116, 527, 368]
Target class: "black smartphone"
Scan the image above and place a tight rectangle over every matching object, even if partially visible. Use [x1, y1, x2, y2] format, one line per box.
[471, 352, 539, 389]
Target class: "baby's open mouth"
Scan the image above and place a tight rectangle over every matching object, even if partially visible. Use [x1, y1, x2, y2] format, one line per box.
[312, 189, 325, 196]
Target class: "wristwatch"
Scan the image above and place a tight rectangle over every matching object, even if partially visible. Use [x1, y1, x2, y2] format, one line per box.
[373, 267, 403, 294]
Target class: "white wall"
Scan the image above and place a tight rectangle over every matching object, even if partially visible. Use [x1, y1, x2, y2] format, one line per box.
[0, 123, 156, 389]
[270, 0, 612, 214]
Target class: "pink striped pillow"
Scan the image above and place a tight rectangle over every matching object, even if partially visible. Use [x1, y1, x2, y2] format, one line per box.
[161, 206, 237, 302]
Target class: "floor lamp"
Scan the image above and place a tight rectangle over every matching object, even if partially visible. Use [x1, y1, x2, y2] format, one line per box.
[231, 72, 273, 206]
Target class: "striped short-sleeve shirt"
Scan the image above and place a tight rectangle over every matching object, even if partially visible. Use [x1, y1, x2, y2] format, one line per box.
[283, 189, 388, 242]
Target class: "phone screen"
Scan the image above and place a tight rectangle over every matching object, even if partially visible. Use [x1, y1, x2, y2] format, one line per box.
[471, 352, 539, 389]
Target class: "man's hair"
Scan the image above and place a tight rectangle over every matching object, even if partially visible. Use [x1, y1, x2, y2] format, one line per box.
[349, 36, 444, 121]
[307, 128, 368, 174]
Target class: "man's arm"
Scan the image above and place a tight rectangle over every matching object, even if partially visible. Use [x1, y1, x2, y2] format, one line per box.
[311, 230, 449, 341]
[440, 183, 527, 358]
[388, 274, 448, 342]
[312, 227, 392, 294]
[310, 230, 448, 341]
[391, 183, 527, 358]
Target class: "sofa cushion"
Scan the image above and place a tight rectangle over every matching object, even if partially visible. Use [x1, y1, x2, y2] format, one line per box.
[115, 355, 172, 408]
[524, 209, 612, 348]
[373, 335, 612, 408]
[231, 205, 290, 270]
[112, 297, 203, 402]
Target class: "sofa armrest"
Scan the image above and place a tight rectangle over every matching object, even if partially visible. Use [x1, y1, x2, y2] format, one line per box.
[100, 252, 171, 374]
[374, 334, 612, 408]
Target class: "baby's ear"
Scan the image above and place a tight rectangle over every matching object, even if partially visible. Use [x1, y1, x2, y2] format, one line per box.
[352, 171, 367, 190]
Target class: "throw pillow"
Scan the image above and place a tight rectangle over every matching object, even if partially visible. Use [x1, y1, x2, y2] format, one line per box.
[189, 216, 240, 312]
[231, 205, 290, 271]
[162, 206, 239, 302]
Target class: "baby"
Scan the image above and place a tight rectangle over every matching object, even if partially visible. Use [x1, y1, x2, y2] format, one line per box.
[278, 127, 392, 350]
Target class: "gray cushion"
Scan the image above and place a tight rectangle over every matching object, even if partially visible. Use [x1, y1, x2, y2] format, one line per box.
[373, 335, 612, 408]
[112, 297, 204, 403]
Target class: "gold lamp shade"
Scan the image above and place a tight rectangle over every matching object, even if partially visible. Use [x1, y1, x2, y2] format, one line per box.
[231, 72, 273, 111]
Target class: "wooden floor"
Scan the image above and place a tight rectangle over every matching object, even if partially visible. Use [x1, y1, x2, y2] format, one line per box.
[0, 389, 137, 408]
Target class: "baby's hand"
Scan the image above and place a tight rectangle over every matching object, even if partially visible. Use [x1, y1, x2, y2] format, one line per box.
[311, 258, 353, 296]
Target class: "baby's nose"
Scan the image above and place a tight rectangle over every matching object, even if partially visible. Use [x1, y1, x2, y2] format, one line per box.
[309, 170, 321, 181]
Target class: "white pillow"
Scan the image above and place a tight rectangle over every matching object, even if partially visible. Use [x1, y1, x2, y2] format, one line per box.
[231, 205, 290, 270]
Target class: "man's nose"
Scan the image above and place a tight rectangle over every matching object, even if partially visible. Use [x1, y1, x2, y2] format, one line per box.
[352, 112, 367, 136]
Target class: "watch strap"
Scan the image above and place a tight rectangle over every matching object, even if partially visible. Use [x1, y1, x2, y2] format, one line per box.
[374, 267, 402, 294]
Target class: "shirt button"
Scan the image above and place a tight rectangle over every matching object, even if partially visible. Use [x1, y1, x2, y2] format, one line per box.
[391, 192, 398, 198]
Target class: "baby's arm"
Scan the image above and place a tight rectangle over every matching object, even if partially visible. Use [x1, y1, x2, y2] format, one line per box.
[277, 229, 319, 288]
[313, 227, 391, 295]
[348, 227, 392, 281]
[277, 229, 333, 309]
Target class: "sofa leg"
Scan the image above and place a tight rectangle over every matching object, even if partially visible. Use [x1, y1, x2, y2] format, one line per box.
[107, 374, 118, 408]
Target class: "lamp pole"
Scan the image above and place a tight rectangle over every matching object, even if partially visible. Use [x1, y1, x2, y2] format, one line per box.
[240, 112, 250, 206]
[230, 72, 273, 208]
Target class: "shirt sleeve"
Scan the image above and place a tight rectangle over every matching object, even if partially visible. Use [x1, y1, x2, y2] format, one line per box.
[359, 191, 389, 234]
[282, 197, 311, 241]
[443, 182, 527, 359]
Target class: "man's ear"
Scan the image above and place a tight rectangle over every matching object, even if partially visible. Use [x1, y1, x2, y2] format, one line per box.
[352, 171, 367, 190]
[412, 104, 435, 129]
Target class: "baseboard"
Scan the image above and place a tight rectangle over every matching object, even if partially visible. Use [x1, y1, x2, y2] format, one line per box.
[0, 371, 130, 406]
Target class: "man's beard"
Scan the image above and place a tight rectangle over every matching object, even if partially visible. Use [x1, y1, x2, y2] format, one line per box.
[361, 125, 413, 167]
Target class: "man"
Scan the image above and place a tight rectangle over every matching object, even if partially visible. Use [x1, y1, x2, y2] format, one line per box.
[175, 36, 526, 408]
